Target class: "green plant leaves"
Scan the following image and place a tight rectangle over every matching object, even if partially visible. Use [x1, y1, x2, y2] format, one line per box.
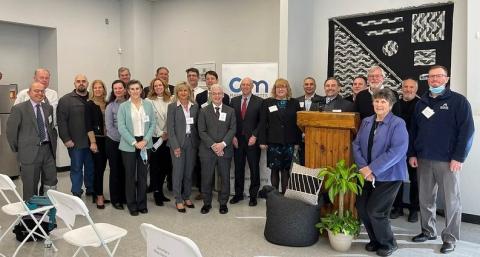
[316, 211, 361, 236]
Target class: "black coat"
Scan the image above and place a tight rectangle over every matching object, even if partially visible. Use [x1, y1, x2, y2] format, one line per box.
[230, 94, 263, 139]
[258, 98, 302, 145]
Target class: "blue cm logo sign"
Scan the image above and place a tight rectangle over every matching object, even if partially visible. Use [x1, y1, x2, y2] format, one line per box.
[228, 77, 269, 93]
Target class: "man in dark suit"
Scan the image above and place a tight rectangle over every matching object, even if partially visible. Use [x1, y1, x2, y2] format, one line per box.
[296, 77, 322, 111]
[295, 77, 322, 165]
[230, 77, 263, 206]
[7, 82, 58, 200]
[316, 77, 355, 112]
[195, 70, 230, 108]
[198, 84, 236, 214]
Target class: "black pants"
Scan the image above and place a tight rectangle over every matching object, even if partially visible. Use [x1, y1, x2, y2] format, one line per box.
[271, 168, 290, 194]
[393, 163, 419, 211]
[233, 136, 261, 198]
[356, 180, 401, 249]
[106, 137, 126, 204]
[149, 137, 172, 195]
[121, 148, 148, 212]
[92, 136, 107, 197]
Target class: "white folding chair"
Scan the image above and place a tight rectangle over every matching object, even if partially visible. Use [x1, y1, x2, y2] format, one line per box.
[0, 174, 57, 257]
[140, 223, 203, 257]
[47, 190, 127, 257]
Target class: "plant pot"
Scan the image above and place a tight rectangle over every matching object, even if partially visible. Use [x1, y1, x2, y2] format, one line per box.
[327, 229, 353, 252]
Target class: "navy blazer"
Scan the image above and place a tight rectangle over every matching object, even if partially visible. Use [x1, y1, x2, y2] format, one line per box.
[352, 112, 408, 182]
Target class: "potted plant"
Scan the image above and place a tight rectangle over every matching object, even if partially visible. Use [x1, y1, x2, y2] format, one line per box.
[316, 159, 364, 252]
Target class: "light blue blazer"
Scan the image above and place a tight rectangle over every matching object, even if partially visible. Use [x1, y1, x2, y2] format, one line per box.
[117, 99, 156, 152]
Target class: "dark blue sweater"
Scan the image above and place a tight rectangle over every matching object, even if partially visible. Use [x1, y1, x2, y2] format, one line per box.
[408, 89, 474, 162]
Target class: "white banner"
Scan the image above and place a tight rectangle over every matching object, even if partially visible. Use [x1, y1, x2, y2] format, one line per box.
[221, 63, 278, 196]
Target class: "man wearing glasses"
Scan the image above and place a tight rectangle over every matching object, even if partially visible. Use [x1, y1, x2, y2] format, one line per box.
[409, 65, 474, 254]
[354, 65, 399, 119]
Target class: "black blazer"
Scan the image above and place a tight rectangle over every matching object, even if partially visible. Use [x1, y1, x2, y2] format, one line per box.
[354, 88, 401, 119]
[230, 94, 263, 139]
[195, 90, 230, 108]
[318, 95, 355, 112]
[295, 94, 322, 111]
[258, 98, 302, 145]
[85, 100, 105, 136]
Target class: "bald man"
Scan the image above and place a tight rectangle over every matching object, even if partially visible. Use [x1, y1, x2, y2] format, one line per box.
[7, 82, 58, 200]
[57, 74, 94, 197]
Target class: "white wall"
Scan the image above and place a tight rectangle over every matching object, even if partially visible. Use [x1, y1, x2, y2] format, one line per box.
[152, 0, 280, 85]
[0, 0, 122, 167]
[0, 22, 39, 89]
[120, 0, 153, 84]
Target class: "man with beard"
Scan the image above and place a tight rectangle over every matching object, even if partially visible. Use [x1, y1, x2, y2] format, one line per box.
[354, 65, 400, 119]
[57, 74, 94, 197]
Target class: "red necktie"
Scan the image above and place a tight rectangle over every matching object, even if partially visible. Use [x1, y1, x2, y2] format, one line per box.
[241, 97, 247, 119]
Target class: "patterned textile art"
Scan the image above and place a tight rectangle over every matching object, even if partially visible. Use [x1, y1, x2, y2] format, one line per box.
[328, 3, 453, 97]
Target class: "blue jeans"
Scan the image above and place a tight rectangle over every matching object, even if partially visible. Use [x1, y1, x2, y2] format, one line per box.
[68, 147, 94, 195]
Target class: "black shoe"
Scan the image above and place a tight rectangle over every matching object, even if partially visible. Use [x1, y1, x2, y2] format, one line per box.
[219, 205, 228, 214]
[176, 203, 186, 213]
[408, 210, 418, 223]
[200, 204, 212, 214]
[229, 196, 244, 204]
[365, 241, 379, 252]
[376, 245, 398, 256]
[130, 210, 139, 216]
[185, 201, 195, 208]
[390, 207, 404, 219]
[154, 199, 164, 206]
[440, 242, 455, 253]
[86, 191, 94, 196]
[248, 198, 257, 206]
[139, 208, 148, 214]
[72, 192, 82, 198]
[161, 196, 171, 202]
[112, 203, 124, 210]
[412, 232, 437, 242]
[96, 203, 105, 209]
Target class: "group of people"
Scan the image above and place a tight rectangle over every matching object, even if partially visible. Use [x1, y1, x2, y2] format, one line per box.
[4, 63, 474, 256]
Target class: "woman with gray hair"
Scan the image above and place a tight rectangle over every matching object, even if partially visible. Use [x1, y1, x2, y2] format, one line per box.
[352, 88, 408, 256]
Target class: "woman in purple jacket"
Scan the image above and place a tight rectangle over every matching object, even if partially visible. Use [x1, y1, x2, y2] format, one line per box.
[352, 88, 408, 257]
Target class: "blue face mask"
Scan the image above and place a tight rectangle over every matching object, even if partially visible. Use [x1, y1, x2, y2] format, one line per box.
[429, 85, 445, 94]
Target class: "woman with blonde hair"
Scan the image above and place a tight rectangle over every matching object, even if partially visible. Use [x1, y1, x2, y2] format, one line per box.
[166, 82, 199, 212]
[259, 78, 302, 193]
[146, 78, 173, 206]
[86, 79, 109, 208]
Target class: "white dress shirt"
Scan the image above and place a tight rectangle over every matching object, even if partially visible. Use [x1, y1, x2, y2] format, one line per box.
[177, 100, 193, 134]
[130, 100, 146, 137]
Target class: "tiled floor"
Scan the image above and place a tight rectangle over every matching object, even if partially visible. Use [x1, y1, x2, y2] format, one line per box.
[1, 172, 479, 257]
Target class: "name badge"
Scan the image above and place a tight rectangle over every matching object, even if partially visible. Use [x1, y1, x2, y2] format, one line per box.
[299, 102, 305, 108]
[268, 105, 278, 112]
[186, 117, 194, 125]
[201, 102, 208, 108]
[219, 112, 227, 121]
[48, 115, 53, 123]
[143, 115, 150, 123]
[332, 109, 342, 113]
[422, 106, 435, 119]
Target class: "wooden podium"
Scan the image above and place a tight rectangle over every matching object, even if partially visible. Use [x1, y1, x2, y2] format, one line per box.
[297, 111, 360, 213]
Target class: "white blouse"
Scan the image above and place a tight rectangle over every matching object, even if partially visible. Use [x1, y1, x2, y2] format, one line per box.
[148, 97, 171, 137]
[130, 100, 146, 137]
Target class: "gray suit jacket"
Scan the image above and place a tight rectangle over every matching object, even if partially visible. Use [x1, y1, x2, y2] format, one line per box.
[166, 102, 199, 150]
[198, 104, 236, 158]
[6, 100, 57, 164]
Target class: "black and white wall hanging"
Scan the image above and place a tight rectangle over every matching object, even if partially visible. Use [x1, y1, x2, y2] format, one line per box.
[327, 2, 453, 97]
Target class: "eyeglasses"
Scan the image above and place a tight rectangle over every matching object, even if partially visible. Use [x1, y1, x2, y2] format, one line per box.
[428, 74, 448, 79]
[367, 74, 383, 78]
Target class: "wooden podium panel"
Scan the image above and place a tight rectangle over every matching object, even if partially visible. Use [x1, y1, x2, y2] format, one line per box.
[297, 111, 360, 214]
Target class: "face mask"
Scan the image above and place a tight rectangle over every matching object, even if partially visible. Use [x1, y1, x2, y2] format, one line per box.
[429, 85, 445, 94]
